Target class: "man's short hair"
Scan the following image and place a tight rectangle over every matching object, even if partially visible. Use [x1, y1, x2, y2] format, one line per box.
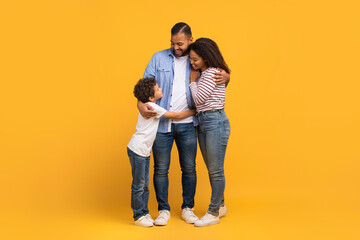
[133, 77, 157, 103]
[171, 22, 192, 37]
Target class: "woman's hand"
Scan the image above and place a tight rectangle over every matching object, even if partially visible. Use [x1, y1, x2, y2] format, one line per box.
[190, 69, 200, 83]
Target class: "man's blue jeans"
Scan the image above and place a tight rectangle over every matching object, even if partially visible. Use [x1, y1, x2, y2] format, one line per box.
[127, 147, 150, 220]
[197, 109, 230, 215]
[152, 123, 197, 211]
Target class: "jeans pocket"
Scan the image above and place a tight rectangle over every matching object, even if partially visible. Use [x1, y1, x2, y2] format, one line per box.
[204, 113, 220, 121]
[202, 118, 220, 132]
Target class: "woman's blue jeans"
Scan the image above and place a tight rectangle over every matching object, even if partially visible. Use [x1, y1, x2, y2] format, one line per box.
[127, 147, 150, 220]
[152, 123, 197, 211]
[197, 109, 230, 215]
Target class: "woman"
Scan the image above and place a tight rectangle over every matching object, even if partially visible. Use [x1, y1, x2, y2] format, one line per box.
[189, 38, 231, 227]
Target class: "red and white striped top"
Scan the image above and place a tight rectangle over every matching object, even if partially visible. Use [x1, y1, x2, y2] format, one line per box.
[189, 67, 225, 113]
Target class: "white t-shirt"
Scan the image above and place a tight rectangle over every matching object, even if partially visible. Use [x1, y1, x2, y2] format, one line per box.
[127, 102, 167, 157]
[169, 55, 193, 124]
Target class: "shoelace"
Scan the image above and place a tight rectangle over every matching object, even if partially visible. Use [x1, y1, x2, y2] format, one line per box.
[183, 208, 196, 216]
[187, 211, 197, 218]
[158, 211, 169, 219]
[201, 213, 213, 220]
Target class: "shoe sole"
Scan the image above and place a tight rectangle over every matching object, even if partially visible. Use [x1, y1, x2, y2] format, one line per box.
[134, 223, 153, 227]
[154, 223, 167, 226]
[181, 215, 198, 224]
[194, 220, 220, 227]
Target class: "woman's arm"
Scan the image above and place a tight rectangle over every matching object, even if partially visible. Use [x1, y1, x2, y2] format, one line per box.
[189, 69, 217, 105]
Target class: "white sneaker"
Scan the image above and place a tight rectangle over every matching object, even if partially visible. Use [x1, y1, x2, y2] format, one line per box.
[145, 214, 155, 223]
[194, 212, 220, 227]
[134, 215, 153, 227]
[219, 205, 227, 218]
[181, 208, 199, 224]
[154, 210, 170, 226]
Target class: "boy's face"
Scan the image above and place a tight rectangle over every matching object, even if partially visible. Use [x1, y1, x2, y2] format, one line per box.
[153, 83, 163, 100]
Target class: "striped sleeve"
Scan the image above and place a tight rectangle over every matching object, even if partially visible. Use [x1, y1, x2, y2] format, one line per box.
[189, 70, 216, 105]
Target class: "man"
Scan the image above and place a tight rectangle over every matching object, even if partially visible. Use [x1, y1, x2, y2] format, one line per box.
[138, 22, 230, 226]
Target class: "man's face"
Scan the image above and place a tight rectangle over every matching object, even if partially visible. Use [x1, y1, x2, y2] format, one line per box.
[170, 33, 193, 57]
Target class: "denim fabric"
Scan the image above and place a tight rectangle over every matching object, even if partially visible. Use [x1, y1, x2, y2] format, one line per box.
[197, 109, 230, 215]
[127, 147, 150, 220]
[143, 49, 198, 133]
[152, 123, 197, 211]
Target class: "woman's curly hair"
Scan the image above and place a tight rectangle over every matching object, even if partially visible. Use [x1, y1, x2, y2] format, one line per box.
[133, 77, 157, 103]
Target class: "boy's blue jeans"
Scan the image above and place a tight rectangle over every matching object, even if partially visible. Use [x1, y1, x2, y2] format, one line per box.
[152, 123, 197, 211]
[127, 147, 150, 220]
[197, 109, 230, 215]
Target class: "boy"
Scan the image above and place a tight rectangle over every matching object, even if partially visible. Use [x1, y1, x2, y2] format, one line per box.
[127, 77, 196, 227]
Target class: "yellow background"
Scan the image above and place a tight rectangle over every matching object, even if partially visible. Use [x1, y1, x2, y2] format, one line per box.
[1, 0, 359, 239]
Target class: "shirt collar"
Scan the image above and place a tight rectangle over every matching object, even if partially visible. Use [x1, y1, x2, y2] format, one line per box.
[167, 48, 175, 58]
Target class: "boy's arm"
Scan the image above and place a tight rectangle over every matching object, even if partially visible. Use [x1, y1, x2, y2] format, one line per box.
[163, 109, 196, 120]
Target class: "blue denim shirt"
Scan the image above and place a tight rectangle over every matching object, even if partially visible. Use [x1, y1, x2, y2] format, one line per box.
[143, 48, 199, 133]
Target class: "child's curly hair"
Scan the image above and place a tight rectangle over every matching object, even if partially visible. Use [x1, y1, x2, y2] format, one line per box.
[133, 77, 157, 103]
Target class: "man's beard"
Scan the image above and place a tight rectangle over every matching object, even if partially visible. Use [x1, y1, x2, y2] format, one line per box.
[173, 48, 189, 57]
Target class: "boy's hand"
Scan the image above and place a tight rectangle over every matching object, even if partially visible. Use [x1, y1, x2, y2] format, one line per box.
[214, 68, 230, 85]
[138, 101, 157, 119]
[190, 69, 200, 83]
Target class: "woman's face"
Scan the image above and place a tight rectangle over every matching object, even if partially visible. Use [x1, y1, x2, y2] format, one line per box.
[190, 50, 207, 72]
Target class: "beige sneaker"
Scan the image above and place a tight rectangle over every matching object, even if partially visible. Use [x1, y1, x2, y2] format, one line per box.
[219, 205, 227, 218]
[154, 210, 170, 226]
[145, 214, 155, 223]
[194, 212, 220, 227]
[181, 208, 199, 224]
[134, 215, 154, 227]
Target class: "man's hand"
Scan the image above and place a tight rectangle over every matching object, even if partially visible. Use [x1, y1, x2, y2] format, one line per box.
[137, 101, 157, 119]
[214, 68, 230, 86]
[190, 69, 200, 83]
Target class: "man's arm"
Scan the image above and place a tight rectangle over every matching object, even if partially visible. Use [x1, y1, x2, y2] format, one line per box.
[163, 109, 196, 120]
[138, 54, 158, 118]
[214, 68, 230, 86]
[137, 101, 157, 119]
[143, 53, 156, 78]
